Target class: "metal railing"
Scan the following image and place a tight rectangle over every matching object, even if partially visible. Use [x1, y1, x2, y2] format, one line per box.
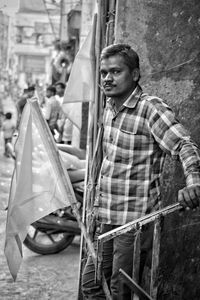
[119, 269, 153, 300]
[95, 202, 182, 299]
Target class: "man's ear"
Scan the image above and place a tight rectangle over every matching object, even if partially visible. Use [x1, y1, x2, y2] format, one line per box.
[132, 68, 140, 82]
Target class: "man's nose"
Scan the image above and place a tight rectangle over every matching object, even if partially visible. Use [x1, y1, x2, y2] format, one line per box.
[104, 72, 113, 81]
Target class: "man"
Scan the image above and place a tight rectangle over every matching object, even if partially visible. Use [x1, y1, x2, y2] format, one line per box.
[43, 85, 61, 138]
[81, 44, 200, 299]
[55, 81, 73, 144]
[55, 81, 66, 142]
[16, 86, 35, 114]
[16, 86, 35, 127]
[2, 112, 16, 158]
[55, 81, 66, 105]
[27, 85, 35, 99]
[16, 88, 28, 116]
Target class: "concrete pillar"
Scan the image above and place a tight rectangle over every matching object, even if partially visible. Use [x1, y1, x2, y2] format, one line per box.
[60, 0, 69, 42]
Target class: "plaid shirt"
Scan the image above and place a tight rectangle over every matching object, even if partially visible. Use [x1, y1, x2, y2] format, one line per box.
[95, 85, 200, 225]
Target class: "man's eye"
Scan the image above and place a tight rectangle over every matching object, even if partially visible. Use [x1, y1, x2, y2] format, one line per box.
[101, 71, 107, 78]
[113, 70, 120, 75]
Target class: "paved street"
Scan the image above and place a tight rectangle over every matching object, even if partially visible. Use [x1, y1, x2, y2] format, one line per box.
[0, 126, 81, 300]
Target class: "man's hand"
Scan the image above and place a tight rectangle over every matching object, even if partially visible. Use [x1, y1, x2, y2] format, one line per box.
[178, 185, 200, 209]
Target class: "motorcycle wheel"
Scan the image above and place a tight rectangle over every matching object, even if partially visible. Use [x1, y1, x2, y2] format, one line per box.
[24, 225, 75, 255]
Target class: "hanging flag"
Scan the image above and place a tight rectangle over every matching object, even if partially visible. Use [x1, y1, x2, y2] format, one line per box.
[62, 14, 97, 147]
[62, 14, 96, 106]
[4, 99, 77, 280]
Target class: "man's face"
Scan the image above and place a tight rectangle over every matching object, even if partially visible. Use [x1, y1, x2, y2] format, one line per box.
[100, 55, 137, 100]
[27, 90, 34, 98]
[56, 85, 64, 97]
[46, 89, 52, 98]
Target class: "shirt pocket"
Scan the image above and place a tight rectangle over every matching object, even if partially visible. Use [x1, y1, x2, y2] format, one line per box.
[118, 125, 138, 150]
[120, 128, 137, 135]
[119, 118, 138, 137]
[113, 127, 137, 163]
[117, 123, 151, 158]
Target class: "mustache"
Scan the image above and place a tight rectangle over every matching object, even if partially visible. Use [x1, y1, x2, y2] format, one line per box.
[102, 83, 114, 88]
[98, 83, 115, 91]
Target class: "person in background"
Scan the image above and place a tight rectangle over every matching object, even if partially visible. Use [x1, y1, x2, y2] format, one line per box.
[55, 81, 65, 105]
[55, 81, 73, 144]
[16, 85, 36, 127]
[27, 85, 35, 99]
[81, 44, 200, 300]
[2, 112, 16, 158]
[43, 85, 61, 139]
[55, 81, 65, 143]
[16, 88, 28, 116]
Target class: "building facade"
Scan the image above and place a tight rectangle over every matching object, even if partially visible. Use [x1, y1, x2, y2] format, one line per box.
[13, 0, 60, 88]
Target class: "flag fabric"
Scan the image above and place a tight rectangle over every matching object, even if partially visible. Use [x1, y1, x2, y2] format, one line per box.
[4, 99, 77, 280]
[62, 16, 96, 105]
[62, 15, 97, 146]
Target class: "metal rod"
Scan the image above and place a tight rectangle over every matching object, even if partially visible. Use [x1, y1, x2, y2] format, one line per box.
[98, 203, 181, 244]
[150, 216, 162, 299]
[132, 228, 141, 283]
[119, 269, 154, 300]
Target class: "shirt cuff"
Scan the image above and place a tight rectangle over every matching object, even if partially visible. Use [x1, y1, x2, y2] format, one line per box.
[186, 173, 200, 187]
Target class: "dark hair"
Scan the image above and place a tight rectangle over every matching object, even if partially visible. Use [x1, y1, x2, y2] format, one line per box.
[55, 81, 66, 89]
[100, 44, 140, 72]
[5, 112, 12, 119]
[27, 85, 35, 92]
[47, 85, 56, 95]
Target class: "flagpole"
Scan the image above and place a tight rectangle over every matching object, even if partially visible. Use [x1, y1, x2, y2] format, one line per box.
[77, 0, 117, 298]
[77, 1, 113, 298]
[76, 8, 102, 298]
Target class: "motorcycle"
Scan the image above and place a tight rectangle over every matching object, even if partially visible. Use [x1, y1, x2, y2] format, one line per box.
[23, 144, 86, 255]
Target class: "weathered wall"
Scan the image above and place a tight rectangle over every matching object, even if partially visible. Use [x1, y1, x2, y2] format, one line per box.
[115, 0, 200, 299]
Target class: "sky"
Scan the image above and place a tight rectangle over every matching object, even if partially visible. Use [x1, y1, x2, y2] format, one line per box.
[0, 0, 19, 15]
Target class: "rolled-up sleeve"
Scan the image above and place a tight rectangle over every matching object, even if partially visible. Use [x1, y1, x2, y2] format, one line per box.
[148, 98, 200, 186]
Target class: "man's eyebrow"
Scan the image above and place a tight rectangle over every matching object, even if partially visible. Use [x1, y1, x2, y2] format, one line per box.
[100, 67, 106, 72]
[100, 67, 121, 71]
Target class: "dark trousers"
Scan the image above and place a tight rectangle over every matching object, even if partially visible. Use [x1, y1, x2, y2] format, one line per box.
[82, 223, 152, 300]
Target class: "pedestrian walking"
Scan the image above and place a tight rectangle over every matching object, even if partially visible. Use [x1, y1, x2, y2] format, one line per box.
[2, 112, 16, 158]
[81, 44, 200, 300]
